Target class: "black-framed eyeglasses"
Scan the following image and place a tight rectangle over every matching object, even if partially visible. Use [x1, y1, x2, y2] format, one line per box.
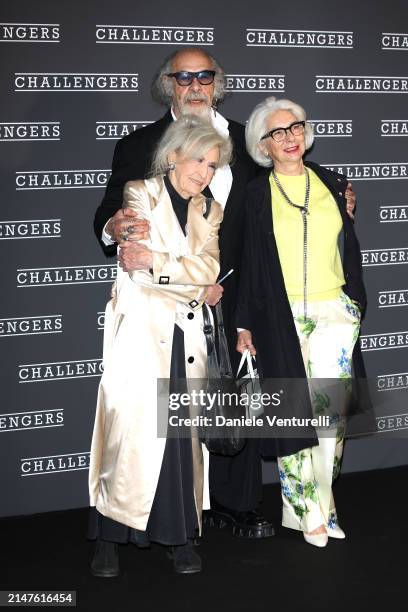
[166, 70, 216, 86]
[261, 121, 306, 143]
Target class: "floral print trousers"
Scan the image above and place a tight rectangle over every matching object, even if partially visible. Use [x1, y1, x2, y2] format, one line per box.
[277, 292, 361, 532]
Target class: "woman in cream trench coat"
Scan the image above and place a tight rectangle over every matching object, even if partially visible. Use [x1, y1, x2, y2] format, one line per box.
[88, 115, 232, 575]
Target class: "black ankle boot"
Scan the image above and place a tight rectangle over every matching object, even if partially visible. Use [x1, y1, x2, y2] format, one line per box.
[90, 540, 119, 578]
[168, 540, 202, 574]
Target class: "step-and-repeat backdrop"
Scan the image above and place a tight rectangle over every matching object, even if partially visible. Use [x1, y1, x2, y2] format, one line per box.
[1, 0, 408, 517]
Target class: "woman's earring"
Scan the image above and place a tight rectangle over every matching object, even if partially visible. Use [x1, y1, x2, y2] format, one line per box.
[167, 162, 175, 172]
[258, 144, 269, 159]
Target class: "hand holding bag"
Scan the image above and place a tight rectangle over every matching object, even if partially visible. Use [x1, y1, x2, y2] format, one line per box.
[236, 349, 263, 419]
[200, 303, 246, 456]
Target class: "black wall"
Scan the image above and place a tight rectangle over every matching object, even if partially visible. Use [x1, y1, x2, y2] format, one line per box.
[1, 0, 408, 517]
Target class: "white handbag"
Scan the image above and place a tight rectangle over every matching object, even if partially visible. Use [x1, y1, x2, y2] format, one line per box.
[236, 349, 264, 419]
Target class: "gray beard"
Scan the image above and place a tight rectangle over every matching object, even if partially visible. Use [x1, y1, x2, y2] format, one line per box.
[180, 103, 212, 120]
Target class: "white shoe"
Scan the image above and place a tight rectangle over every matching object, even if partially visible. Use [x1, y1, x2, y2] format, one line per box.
[327, 525, 346, 539]
[303, 532, 328, 548]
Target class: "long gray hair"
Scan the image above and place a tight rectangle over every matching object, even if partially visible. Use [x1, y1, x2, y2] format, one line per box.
[151, 115, 232, 176]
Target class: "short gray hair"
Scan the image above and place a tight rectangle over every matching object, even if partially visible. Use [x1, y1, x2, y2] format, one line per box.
[245, 96, 314, 167]
[151, 47, 226, 107]
[151, 115, 233, 176]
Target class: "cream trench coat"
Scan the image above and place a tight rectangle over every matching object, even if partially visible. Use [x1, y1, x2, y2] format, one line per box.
[89, 176, 223, 532]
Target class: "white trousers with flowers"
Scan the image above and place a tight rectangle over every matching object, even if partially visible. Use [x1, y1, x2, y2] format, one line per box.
[277, 292, 361, 533]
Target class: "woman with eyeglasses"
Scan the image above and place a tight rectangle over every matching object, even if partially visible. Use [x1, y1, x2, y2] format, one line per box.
[235, 97, 366, 547]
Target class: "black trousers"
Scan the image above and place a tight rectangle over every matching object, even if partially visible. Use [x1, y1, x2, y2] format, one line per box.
[209, 301, 263, 513]
[209, 438, 263, 512]
[87, 324, 199, 546]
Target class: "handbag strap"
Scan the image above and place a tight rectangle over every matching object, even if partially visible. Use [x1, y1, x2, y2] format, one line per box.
[202, 304, 220, 379]
[203, 301, 234, 379]
[214, 302, 233, 378]
[236, 349, 256, 379]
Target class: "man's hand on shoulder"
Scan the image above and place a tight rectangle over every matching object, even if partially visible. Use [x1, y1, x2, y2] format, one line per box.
[345, 182, 356, 220]
[106, 208, 150, 243]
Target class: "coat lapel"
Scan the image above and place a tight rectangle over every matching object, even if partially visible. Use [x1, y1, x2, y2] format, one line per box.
[145, 176, 215, 256]
[304, 160, 349, 262]
[305, 160, 348, 220]
[146, 177, 187, 256]
[187, 195, 214, 254]
[250, 171, 275, 239]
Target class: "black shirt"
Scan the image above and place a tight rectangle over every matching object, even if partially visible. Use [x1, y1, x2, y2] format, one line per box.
[163, 175, 191, 236]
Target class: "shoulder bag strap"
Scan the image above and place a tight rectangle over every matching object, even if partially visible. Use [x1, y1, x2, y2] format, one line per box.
[202, 304, 220, 379]
[215, 301, 233, 378]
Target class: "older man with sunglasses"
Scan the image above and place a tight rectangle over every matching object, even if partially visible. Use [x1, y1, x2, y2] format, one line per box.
[93, 46, 356, 556]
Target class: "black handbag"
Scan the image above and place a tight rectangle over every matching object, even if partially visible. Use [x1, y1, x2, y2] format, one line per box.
[200, 302, 246, 456]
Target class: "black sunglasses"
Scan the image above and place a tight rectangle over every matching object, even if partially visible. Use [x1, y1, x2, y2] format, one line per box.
[166, 70, 216, 86]
[261, 121, 306, 143]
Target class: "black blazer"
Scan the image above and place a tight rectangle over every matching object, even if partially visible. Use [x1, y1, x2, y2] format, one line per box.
[94, 111, 174, 252]
[94, 110, 258, 367]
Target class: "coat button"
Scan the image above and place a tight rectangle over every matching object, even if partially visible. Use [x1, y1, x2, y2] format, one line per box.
[338, 191, 343, 196]
[188, 356, 194, 364]
[187, 312, 194, 320]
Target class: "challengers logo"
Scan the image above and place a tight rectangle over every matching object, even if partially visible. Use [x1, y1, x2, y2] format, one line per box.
[14, 73, 138, 91]
[377, 372, 408, 392]
[96, 25, 214, 45]
[381, 33, 408, 50]
[360, 331, 408, 351]
[15, 170, 110, 190]
[97, 312, 105, 331]
[323, 163, 408, 180]
[0, 122, 60, 141]
[0, 219, 61, 239]
[316, 75, 408, 93]
[0, 23, 60, 42]
[246, 29, 353, 48]
[379, 204, 408, 223]
[18, 359, 103, 383]
[0, 409, 64, 433]
[225, 74, 285, 92]
[20, 452, 90, 476]
[378, 290, 408, 308]
[96, 121, 153, 140]
[361, 248, 408, 266]
[0, 315, 62, 338]
[381, 120, 408, 136]
[16, 264, 117, 287]
[309, 120, 352, 137]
